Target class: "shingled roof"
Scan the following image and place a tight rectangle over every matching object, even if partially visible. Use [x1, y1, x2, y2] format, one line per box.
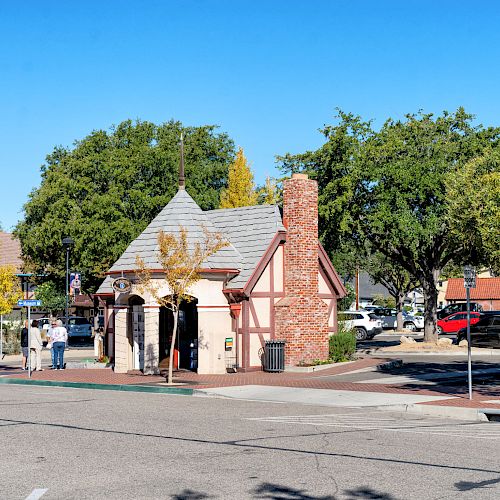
[0, 232, 23, 272]
[105, 189, 285, 292]
[445, 277, 500, 300]
[207, 204, 285, 289]
[109, 189, 242, 274]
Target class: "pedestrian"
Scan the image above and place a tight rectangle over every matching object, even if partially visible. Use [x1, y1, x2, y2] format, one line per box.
[51, 319, 68, 370]
[20, 320, 29, 370]
[46, 319, 57, 368]
[29, 320, 43, 371]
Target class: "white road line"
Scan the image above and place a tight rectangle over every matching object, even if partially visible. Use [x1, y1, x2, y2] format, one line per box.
[246, 415, 500, 440]
[25, 489, 48, 500]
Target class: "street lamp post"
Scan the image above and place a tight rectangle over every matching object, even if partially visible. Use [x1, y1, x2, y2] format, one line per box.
[62, 237, 74, 326]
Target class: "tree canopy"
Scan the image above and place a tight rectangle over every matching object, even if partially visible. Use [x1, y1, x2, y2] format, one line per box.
[219, 147, 258, 208]
[0, 265, 22, 315]
[279, 108, 500, 340]
[15, 120, 235, 291]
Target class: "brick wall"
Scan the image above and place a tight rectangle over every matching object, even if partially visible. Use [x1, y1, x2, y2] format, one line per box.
[275, 173, 329, 365]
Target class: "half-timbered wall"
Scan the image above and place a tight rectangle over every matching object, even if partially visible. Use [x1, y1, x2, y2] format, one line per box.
[242, 245, 285, 370]
[318, 268, 338, 333]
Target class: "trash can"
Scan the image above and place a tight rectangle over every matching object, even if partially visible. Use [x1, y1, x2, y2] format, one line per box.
[263, 340, 285, 372]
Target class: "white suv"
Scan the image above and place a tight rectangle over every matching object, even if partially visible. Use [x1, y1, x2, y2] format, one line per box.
[338, 311, 383, 341]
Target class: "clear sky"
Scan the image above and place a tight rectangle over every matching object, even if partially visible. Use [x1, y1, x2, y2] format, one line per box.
[1, 0, 499, 231]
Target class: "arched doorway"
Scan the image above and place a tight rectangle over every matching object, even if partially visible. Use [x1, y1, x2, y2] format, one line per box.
[128, 295, 145, 371]
[159, 298, 198, 371]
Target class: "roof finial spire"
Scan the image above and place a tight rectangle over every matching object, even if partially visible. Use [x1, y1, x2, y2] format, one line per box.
[179, 132, 185, 190]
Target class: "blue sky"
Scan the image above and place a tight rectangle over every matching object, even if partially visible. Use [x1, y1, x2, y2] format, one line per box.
[1, 0, 499, 231]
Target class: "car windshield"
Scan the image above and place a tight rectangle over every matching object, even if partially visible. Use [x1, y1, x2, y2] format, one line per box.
[68, 318, 90, 325]
[368, 313, 379, 320]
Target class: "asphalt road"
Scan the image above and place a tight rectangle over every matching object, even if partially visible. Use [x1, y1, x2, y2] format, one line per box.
[1, 385, 499, 499]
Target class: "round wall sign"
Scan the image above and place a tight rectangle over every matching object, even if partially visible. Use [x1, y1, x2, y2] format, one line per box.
[112, 277, 132, 293]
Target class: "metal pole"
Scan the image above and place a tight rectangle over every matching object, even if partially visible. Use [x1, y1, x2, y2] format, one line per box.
[466, 287, 472, 400]
[65, 246, 69, 326]
[27, 306, 31, 378]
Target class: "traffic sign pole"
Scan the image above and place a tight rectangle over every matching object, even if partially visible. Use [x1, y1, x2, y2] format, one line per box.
[466, 287, 472, 399]
[463, 266, 476, 400]
[17, 300, 42, 379]
[27, 306, 31, 378]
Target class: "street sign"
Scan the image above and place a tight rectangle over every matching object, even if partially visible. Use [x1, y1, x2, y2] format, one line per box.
[17, 300, 42, 307]
[463, 266, 476, 289]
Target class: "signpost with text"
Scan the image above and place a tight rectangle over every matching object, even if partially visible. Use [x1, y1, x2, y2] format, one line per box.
[463, 266, 476, 400]
[17, 300, 42, 378]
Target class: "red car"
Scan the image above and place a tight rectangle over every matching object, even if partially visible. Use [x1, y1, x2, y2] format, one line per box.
[437, 312, 482, 334]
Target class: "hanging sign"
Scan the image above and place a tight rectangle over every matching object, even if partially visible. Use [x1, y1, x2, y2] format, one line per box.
[225, 337, 233, 351]
[112, 278, 132, 293]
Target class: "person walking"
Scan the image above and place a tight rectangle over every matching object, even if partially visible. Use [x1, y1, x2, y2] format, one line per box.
[51, 319, 68, 370]
[20, 320, 29, 370]
[29, 320, 43, 371]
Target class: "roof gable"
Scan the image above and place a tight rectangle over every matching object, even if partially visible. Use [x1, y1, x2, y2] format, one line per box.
[0, 232, 22, 272]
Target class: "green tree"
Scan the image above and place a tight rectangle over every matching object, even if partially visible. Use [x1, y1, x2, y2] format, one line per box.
[366, 253, 418, 330]
[219, 148, 258, 208]
[35, 281, 66, 315]
[280, 109, 500, 341]
[257, 176, 280, 205]
[15, 120, 235, 291]
[446, 149, 500, 274]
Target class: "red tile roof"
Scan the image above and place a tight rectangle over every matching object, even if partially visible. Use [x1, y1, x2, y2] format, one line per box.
[445, 277, 500, 300]
[0, 232, 23, 271]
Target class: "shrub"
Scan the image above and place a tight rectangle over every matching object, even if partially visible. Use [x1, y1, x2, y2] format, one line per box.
[1, 324, 21, 355]
[329, 328, 356, 362]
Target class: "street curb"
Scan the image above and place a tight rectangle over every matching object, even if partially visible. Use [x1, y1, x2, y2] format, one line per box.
[0, 377, 194, 395]
[377, 403, 490, 422]
[359, 349, 500, 356]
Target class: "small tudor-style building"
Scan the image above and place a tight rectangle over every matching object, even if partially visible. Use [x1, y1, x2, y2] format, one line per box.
[96, 173, 346, 374]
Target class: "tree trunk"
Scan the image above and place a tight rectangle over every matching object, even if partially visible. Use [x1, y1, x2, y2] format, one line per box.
[168, 307, 179, 384]
[396, 292, 405, 331]
[422, 270, 440, 342]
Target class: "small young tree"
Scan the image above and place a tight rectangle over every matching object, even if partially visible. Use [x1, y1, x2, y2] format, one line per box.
[135, 227, 228, 383]
[0, 265, 22, 316]
[257, 176, 280, 205]
[219, 147, 258, 208]
[35, 281, 66, 315]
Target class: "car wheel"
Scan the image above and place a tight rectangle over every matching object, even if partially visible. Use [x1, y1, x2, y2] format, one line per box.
[355, 327, 368, 341]
[436, 326, 443, 335]
[404, 322, 416, 332]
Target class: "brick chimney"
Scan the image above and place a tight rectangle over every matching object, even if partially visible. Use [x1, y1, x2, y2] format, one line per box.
[275, 173, 329, 365]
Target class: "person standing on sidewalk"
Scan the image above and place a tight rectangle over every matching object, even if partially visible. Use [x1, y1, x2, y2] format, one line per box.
[20, 320, 29, 370]
[29, 320, 43, 371]
[46, 319, 57, 368]
[51, 319, 68, 370]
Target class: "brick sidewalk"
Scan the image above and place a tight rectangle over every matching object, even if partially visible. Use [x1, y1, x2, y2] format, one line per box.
[3, 356, 499, 410]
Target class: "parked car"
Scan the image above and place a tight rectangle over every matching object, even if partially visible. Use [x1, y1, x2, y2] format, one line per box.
[437, 312, 482, 335]
[456, 314, 500, 348]
[370, 308, 423, 332]
[63, 316, 93, 338]
[338, 311, 383, 341]
[437, 302, 482, 319]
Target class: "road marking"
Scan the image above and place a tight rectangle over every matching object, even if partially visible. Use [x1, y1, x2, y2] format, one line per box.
[25, 489, 48, 500]
[246, 414, 500, 440]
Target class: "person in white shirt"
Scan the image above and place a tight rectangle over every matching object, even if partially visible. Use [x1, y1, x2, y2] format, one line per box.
[51, 319, 68, 370]
[29, 320, 43, 371]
